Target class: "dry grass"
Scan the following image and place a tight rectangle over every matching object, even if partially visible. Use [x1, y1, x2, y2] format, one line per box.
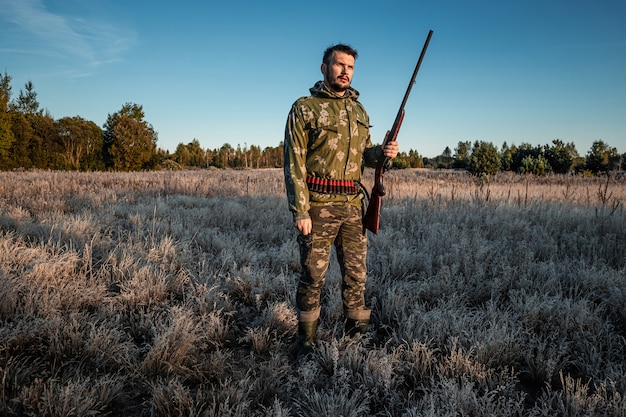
[0, 168, 625, 416]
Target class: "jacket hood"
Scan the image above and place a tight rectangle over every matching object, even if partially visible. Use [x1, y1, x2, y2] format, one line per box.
[310, 80, 360, 100]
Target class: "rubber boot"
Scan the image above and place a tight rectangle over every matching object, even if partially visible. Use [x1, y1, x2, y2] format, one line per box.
[345, 318, 369, 337]
[296, 320, 317, 360]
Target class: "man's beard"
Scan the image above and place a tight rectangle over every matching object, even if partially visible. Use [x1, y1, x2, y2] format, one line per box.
[325, 69, 349, 93]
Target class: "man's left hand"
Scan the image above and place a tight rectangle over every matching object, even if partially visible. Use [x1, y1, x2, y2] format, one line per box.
[383, 140, 399, 159]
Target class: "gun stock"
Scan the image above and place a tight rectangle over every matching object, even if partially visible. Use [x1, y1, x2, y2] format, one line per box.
[362, 164, 384, 234]
[363, 29, 433, 234]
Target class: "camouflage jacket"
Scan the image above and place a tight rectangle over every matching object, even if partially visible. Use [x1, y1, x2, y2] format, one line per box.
[284, 81, 385, 221]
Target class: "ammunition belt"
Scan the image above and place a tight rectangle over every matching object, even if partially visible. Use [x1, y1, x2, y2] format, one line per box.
[306, 177, 360, 195]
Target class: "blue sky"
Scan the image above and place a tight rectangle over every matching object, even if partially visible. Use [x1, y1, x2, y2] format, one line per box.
[1, 0, 624, 157]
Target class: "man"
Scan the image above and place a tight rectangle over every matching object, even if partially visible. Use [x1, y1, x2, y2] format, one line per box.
[283, 44, 399, 358]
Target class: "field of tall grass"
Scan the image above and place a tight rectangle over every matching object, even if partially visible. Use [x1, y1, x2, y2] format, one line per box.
[0, 168, 625, 416]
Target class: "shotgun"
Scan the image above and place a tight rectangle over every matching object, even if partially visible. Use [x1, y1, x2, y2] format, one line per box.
[363, 29, 433, 234]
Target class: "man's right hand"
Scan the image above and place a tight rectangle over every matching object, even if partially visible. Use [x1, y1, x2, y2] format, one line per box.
[295, 218, 312, 236]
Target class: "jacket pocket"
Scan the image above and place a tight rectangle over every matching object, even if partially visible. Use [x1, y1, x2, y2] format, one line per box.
[355, 118, 371, 152]
[307, 117, 339, 152]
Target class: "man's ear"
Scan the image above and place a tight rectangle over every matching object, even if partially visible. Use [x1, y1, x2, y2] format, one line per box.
[320, 63, 326, 75]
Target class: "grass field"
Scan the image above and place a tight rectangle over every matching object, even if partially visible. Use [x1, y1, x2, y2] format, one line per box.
[0, 168, 625, 416]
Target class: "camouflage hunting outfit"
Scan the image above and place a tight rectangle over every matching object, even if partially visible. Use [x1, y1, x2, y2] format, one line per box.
[284, 80, 385, 323]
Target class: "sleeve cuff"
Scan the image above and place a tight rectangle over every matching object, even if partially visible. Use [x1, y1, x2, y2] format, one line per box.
[293, 212, 310, 221]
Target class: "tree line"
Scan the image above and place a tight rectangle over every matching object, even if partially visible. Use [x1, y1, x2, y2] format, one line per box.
[0, 73, 286, 171]
[1, 72, 624, 175]
[411, 139, 625, 176]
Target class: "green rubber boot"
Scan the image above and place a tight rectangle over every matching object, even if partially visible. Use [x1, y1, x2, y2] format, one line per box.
[345, 318, 369, 337]
[296, 320, 318, 360]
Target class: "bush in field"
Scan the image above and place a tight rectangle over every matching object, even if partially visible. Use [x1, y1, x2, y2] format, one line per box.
[102, 103, 157, 171]
[500, 141, 514, 171]
[544, 139, 575, 174]
[468, 140, 501, 176]
[453, 140, 471, 170]
[520, 154, 552, 175]
[56, 116, 104, 171]
[586, 140, 619, 174]
[509, 143, 541, 173]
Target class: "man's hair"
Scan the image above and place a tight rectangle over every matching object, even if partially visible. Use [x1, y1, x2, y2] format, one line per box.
[322, 44, 358, 66]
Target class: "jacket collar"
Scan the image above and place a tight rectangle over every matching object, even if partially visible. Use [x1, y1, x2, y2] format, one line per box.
[309, 80, 360, 100]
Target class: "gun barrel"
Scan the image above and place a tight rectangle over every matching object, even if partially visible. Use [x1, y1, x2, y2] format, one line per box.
[364, 29, 433, 235]
[394, 30, 433, 131]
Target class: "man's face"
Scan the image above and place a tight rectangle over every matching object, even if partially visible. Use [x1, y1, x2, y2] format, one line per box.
[321, 51, 355, 95]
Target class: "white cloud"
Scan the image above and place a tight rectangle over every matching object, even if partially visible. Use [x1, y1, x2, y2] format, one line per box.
[0, 0, 137, 73]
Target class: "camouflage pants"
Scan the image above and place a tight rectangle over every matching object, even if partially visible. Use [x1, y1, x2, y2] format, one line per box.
[296, 204, 371, 323]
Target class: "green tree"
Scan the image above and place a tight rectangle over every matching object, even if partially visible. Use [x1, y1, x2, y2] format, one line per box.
[392, 156, 411, 169]
[520, 154, 552, 176]
[268, 142, 284, 168]
[9, 81, 45, 169]
[438, 146, 453, 169]
[187, 139, 206, 167]
[204, 148, 214, 167]
[544, 139, 576, 174]
[0, 72, 15, 168]
[103, 103, 157, 171]
[453, 141, 471, 169]
[173, 140, 206, 167]
[15, 81, 42, 116]
[510, 143, 541, 173]
[585, 140, 617, 174]
[407, 149, 424, 168]
[174, 143, 191, 166]
[248, 144, 262, 168]
[215, 143, 233, 168]
[500, 141, 513, 171]
[56, 116, 103, 170]
[468, 141, 501, 176]
[148, 147, 167, 170]
[30, 112, 58, 168]
[10, 112, 37, 168]
[6, 81, 62, 169]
